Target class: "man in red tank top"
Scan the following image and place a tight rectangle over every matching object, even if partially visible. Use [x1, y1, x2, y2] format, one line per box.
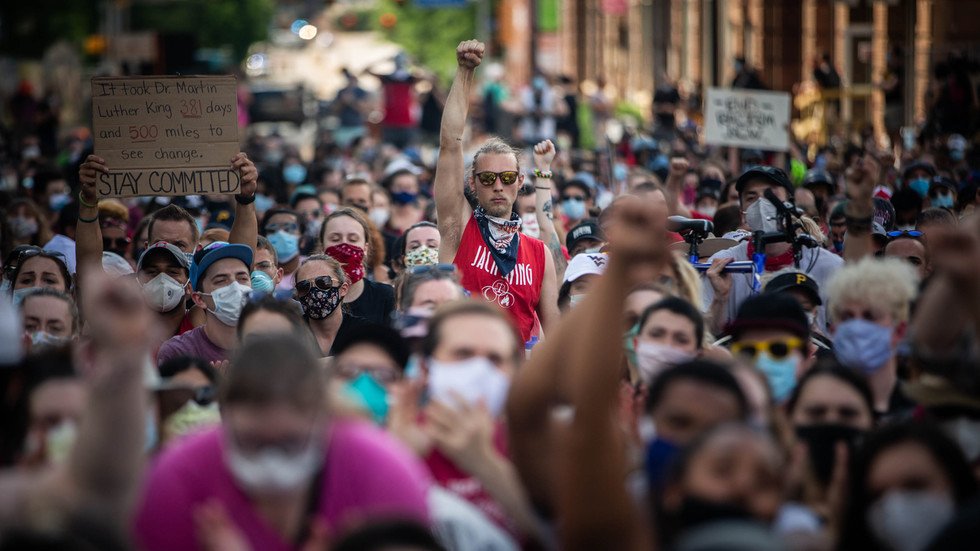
[433, 40, 559, 344]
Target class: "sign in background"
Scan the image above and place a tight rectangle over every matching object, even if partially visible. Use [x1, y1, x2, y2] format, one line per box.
[91, 75, 240, 198]
[704, 87, 791, 152]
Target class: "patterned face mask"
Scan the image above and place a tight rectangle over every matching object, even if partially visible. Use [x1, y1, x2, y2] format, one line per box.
[298, 285, 341, 320]
[324, 243, 365, 285]
[405, 246, 439, 268]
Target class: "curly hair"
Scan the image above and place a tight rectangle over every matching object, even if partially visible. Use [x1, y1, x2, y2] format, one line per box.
[826, 256, 918, 324]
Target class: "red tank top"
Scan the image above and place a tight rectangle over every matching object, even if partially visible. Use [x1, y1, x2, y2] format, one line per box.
[453, 216, 546, 343]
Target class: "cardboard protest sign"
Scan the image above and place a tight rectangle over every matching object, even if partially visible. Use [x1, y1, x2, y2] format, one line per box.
[704, 88, 791, 152]
[91, 76, 240, 198]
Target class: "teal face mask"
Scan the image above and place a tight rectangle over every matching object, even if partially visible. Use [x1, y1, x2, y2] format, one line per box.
[624, 322, 640, 367]
[250, 270, 275, 294]
[755, 352, 798, 402]
[908, 178, 930, 198]
[932, 193, 954, 209]
[345, 373, 389, 425]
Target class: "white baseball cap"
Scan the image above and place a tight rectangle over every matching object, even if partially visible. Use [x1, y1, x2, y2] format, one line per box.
[563, 252, 608, 284]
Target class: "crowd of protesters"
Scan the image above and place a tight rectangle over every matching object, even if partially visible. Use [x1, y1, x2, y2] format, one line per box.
[0, 38, 978, 551]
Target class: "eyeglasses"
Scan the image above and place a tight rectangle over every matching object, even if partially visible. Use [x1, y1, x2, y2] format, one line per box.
[731, 337, 804, 359]
[6, 247, 68, 276]
[265, 222, 299, 234]
[294, 275, 337, 297]
[475, 171, 519, 187]
[408, 263, 457, 276]
[254, 260, 276, 271]
[103, 236, 132, 250]
[886, 230, 923, 239]
[333, 362, 400, 384]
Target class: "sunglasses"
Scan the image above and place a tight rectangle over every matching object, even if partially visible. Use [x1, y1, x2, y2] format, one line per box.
[731, 337, 804, 359]
[886, 230, 923, 239]
[265, 222, 299, 234]
[157, 385, 216, 419]
[475, 171, 519, 187]
[294, 275, 337, 297]
[103, 236, 132, 250]
[408, 263, 457, 276]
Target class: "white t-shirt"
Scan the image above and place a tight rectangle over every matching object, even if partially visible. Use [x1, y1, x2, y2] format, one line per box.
[700, 242, 844, 331]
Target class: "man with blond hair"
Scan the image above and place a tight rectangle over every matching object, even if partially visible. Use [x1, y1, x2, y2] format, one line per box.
[825, 256, 919, 418]
[434, 40, 558, 343]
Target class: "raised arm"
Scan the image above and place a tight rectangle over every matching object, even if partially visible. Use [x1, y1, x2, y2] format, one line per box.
[532, 140, 567, 282]
[842, 154, 878, 263]
[76, 155, 108, 275]
[664, 157, 692, 217]
[435, 40, 484, 263]
[228, 153, 258, 251]
[555, 200, 665, 551]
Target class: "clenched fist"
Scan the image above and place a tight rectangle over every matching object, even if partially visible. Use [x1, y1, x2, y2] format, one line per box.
[456, 40, 485, 70]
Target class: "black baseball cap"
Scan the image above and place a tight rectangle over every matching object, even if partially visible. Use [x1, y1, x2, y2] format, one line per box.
[566, 219, 604, 252]
[735, 165, 795, 198]
[727, 293, 809, 341]
[901, 160, 937, 179]
[764, 271, 822, 306]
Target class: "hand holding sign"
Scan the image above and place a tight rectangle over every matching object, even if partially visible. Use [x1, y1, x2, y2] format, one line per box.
[92, 76, 241, 199]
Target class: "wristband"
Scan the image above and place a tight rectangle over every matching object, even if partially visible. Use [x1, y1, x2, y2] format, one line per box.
[533, 169, 553, 179]
[78, 211, 99, 224]
[235, 193, 256, 205]
[78, 191, 99, 209]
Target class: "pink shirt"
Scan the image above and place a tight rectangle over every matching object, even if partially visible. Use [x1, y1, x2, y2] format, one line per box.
[135, 420, 430, 551]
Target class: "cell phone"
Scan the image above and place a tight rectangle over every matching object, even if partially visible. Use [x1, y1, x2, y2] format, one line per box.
[692, 261, 755, 274]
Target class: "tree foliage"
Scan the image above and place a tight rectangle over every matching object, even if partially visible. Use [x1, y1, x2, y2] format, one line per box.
[132, 0, 275, 62]
[0, 0, 99, 58]
[373, 0, 477, 83]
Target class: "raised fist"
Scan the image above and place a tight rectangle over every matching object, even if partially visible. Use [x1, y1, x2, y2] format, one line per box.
[456, 40, 485, 70]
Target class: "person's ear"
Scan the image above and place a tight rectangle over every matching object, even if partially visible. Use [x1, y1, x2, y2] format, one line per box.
[893, 320, 907, 346]
[190, 291, 207, 310]
[518, 173, 525, 187]
[339, 282, 350, 298]
[274, 267, 284, 285]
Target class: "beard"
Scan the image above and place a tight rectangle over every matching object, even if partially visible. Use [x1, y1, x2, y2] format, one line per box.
[480, 198, 514, 218]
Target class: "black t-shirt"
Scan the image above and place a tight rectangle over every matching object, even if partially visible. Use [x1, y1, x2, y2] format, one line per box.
[328, 313, 371, 356]
[348, 279, 395, 326]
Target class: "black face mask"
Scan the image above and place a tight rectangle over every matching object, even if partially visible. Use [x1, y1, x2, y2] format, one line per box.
[794, 424, 864, 485]
[674, 495, 752, 532]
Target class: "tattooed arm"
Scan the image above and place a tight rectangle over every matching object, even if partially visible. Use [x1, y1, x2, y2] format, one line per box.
[532, 140, 567, 283]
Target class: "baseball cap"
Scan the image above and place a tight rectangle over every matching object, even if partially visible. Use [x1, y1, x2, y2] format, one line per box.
[930, 176, 957, 194]
[764, 271, 822, 306]
[190, 241, 253, 291]
[802, 168, 834, 190]
[727, 293, 809, 341]
[563, 252, 608, 284]
[734, 165, 795, 198]
[137, 241, 191, 272]
[566, 220, 604, 252]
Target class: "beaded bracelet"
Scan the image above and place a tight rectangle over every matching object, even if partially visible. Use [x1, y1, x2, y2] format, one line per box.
[532, 169, 553, 179]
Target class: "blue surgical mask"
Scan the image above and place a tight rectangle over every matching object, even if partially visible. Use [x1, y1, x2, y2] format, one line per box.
[345, 373, 389, 425]
[267, 230, 300, 263]
[391, 191, 418, 206]
[254, 193, 275, 213]
[283, 164, 307, 185]
[250, 270, 276, 294]
[932, 193, 954, 209]
[48, 192, 70, 212]
[562, 198, 587, 220]
[833, 319, 895, 374]
[908, 178, 930, 198]
[12, 286, 36, 307]
[756, 352, 798, 402]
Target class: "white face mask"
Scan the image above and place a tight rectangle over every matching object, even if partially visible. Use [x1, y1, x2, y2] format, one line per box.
[634, 340, 695, 385]
[744, 197, 779, 233]
[698, 205, 717, 217]
[427, 356, 511, 417]
[942, 417, 980, 462]
[867, 490, 954, 551]
[521, 213, 541, 239]
[368, 207, 390, 228]
[142, 273, 188, 313]
[30, 330, 68, 351]
[12, 286, 36, 307]
[568, 293, 586, 308]
[226, 440, 321, 494]
[201, 282, 250, 326]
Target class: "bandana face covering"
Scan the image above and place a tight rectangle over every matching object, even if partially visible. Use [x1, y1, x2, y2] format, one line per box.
[324, 243, 365, 284]
[473, 206, 522, 277]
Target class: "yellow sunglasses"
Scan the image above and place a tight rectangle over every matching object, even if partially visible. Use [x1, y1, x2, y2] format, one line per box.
[731, 337, 804, 360]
